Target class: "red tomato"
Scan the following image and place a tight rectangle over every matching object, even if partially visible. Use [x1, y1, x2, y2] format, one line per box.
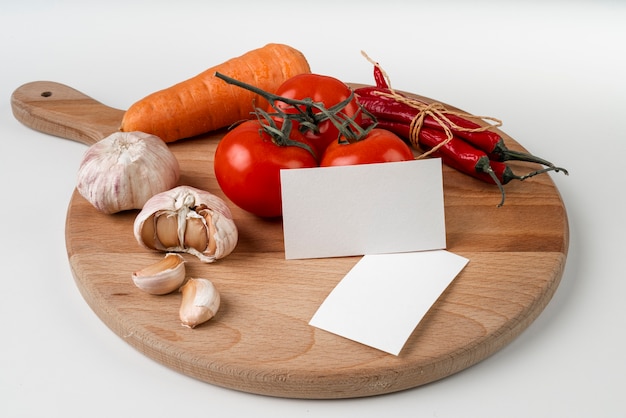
[214, 120, 318, 218]
[320, 128, 415, 167]
[271, 73, 362, 158]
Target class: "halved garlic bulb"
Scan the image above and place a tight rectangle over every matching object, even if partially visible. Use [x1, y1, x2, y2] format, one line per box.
[131, 253, 186, 295]
[133, 185, 238, 263]
[77, 131, 180, 214]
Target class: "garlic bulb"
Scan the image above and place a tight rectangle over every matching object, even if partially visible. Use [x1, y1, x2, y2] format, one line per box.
[131, 253, 186, 295]
[77, 131, 180, 214]
[179, 278, 221, 328]
[133, 185, 238, 263]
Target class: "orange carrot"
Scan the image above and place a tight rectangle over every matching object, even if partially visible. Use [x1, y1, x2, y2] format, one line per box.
[120, 43, 310, 143]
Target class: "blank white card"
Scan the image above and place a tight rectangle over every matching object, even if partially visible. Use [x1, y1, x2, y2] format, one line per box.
[280, 158, 446, 260]
[309, 250, 469, 355]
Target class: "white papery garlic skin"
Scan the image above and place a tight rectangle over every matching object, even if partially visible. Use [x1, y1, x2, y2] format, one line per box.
[133, 185, 238, 263]
[179, 278, 221, 328]
[131, 253, 186, 295]
[77, 131, 180, 214]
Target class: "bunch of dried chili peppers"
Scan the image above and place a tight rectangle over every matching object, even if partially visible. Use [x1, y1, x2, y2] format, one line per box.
[354, 53, 568, 206]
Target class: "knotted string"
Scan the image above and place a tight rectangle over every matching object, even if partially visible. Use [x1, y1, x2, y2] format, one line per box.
[361, 51, 503, 159]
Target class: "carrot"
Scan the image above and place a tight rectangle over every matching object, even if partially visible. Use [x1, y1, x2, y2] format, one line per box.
[120, 43, 311, 143]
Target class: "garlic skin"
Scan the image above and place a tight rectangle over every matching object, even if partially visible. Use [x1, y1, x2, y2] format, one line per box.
[77, 131, 180, 214]
[133, 185, 238, 263]
[131, 253, 186, 295]
[179, 278, 221, 328]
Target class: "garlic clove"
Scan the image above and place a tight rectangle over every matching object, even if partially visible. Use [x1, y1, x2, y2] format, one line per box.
[133, 186, 238, 263]
[132, 253, 186, 295]
[155, 212, 181, 248]
[179, 278, 221, 328]
[77, 131, 180, 214]
[184, 216, 209, 252]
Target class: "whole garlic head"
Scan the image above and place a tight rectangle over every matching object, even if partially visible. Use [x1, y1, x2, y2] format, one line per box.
[77, 131, 180, 214]
[133, 185, 238, 263]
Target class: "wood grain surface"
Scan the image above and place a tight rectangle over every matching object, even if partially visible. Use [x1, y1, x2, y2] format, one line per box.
[11, 81, 569, 399]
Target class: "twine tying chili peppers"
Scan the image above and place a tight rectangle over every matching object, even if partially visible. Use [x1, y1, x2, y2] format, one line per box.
[360, 51, 503, 160]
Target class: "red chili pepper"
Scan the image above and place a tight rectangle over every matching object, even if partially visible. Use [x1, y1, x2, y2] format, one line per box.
[417, 128, 558, 185]
[369, 118, 564, 206]
[355, 86, 561, 168]
[372, 63, 389, 89]
[355, 88, 502, 153]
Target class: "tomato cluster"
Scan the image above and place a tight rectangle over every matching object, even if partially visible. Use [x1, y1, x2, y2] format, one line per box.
[213, 74, 414, 218]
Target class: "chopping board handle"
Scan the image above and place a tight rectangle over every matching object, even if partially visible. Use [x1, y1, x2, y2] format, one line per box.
[10, 81, 126, 146]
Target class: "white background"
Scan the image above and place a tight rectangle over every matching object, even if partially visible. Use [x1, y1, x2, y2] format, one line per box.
[1, 1, 624, 417]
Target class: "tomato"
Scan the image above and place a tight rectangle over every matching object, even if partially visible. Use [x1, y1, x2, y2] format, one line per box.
[320, 128, 415, 167]
[271, 73, 362, 158]
[214, 120, 318, 218]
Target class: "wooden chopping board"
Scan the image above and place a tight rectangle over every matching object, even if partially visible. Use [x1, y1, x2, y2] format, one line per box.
[11, 81, 569, 399]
